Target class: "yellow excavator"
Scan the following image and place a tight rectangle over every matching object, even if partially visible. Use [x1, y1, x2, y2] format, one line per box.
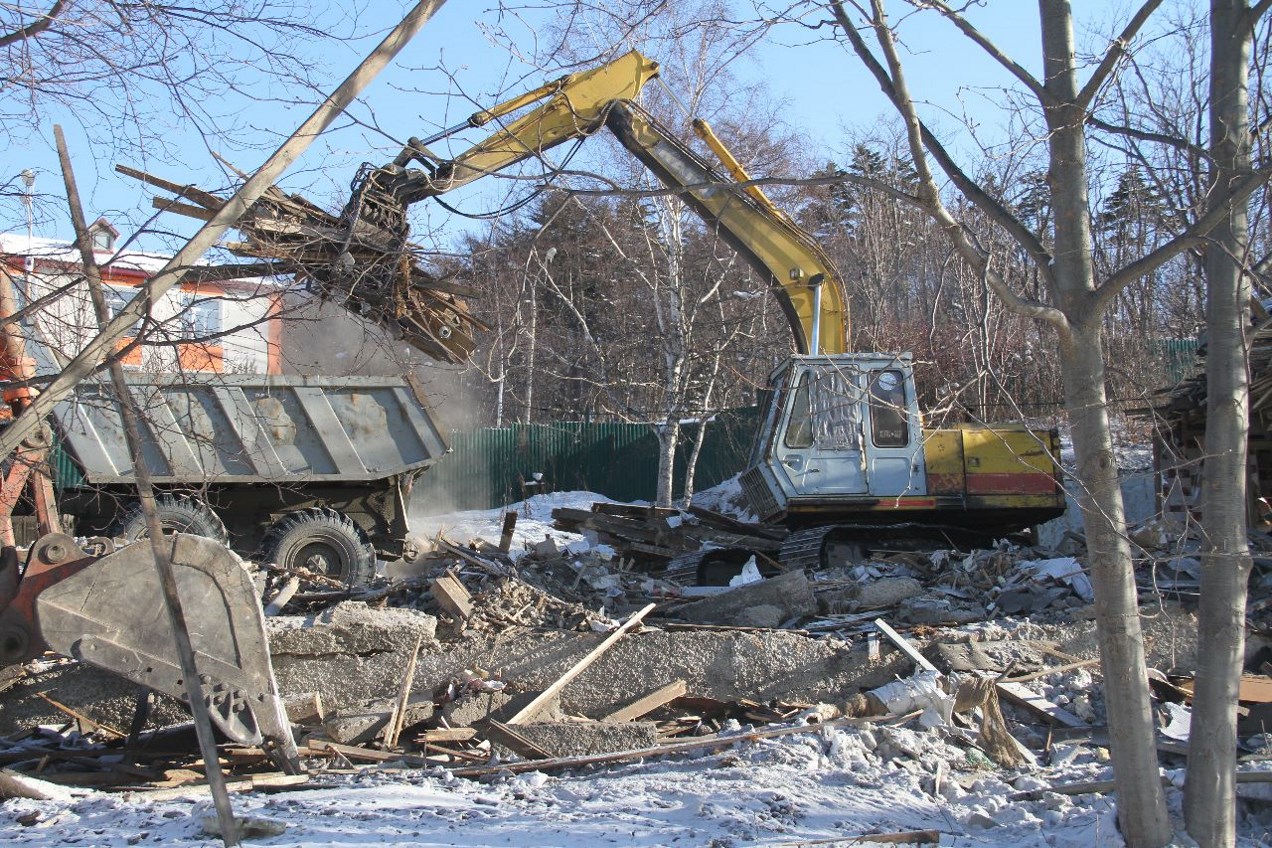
[337, 49, 1066, 568]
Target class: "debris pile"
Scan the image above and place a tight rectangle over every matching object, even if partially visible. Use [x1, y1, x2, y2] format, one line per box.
[4, 491, 1272, 844]
[118, 164, 487, 363]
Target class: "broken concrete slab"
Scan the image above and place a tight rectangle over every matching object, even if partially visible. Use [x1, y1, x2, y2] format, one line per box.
[675, 570, 815, 626]
[440, 690, 562, 728]
[487, 720, 658, 759]
[414, 628, 907, 721]
[268, 602, 438, 713]
[856, 577, 925, 609]
[322, 697, 434, 745]
[1, 605, 900, 741]
[0, 602, 438, 738]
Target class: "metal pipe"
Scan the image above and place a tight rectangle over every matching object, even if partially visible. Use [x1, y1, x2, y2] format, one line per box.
[809, 274, 825, 354]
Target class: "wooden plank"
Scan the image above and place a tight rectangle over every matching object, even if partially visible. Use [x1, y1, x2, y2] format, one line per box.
[308, 740, 431, 766]
[384, 634, 423, 748]
[114, 164, 226, 210]
[872, 619, 939, 673]
[429, 572, 474, 619]
[35, 692, 126, 738]
[1173, 674, 1272, 704]
[483, 720, 552, 759]
[1004, 658, 1101, 684]
[759, 831, 941, 847]
[686, 504, 786, 540]
[506, 603, 656, 725]
[603, 680, 688, 723]
[152, 197, 216, 221]
[418, 727, 478, 743]
[448, 710, 923, 778]
[498, 512, 518, 553]
[996, 681, 1087, 728]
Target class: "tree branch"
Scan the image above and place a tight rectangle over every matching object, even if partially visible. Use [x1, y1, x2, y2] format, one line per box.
[1094, 166, 1272, 312]
[1086, 113, 1209, 160]
[1076, 0, 1167, 109]
[923, 0, 1051, 105]
[0, 0, 65, 48]
[1248, 0, 1272, 30]
[832, 0, 1064, 327]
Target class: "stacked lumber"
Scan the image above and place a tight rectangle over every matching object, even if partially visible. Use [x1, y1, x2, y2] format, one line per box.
[117, 164, 487, 364]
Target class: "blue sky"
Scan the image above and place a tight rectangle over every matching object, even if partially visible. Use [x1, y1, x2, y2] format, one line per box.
[7, 0, 1131, 254]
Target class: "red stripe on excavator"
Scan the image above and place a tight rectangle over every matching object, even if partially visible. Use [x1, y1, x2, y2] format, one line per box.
[966, 472, 1058, 495]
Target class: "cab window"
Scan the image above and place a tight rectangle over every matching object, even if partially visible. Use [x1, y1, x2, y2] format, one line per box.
[783, 372, 813, 448]
[869, 369, 909, 447]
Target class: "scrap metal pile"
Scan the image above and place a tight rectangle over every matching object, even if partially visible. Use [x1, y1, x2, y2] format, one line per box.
[117, 164, 487, 364]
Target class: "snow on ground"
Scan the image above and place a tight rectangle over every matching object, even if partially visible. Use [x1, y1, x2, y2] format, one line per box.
[4, 722, 1141, 848]
[7, 490, 1270, 846]
[409, 492, 615, 562]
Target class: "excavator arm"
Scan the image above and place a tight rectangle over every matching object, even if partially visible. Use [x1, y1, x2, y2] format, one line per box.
[348, 50, 849, 354]
[603, 101, 849, 354]
[343, 50, 660, 244]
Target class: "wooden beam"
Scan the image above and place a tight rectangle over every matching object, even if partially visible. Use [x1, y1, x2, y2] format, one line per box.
[152, 197, 217, 221]
[996, 681, 1087, 728]
[448, 710, 923, 777]
[506, 603, 655, 725]
[1004, 658, 1100, 684]
[418, 727, 477, 743]
[384, 634, 423, 749]
[873, 619, 939, 673]
[602, 680, 688, 723]
[429, 572, 473, 620]
[483, 720, 552, 759]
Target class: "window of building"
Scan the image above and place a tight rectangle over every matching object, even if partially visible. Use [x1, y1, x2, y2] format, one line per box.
[105, 286, 141, 332]
[88, 221, 117, 251]
[180, 294, 222, 340]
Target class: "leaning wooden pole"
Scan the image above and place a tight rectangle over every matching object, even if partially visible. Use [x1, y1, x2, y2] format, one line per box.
[55, 125, 244, 847]
[0, 0, 449, 460]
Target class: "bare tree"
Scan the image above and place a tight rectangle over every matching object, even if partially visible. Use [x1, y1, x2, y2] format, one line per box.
[1185, 3, 1263, 844]
[1, 1, 354, 158]
[815, 1, 1268, 842]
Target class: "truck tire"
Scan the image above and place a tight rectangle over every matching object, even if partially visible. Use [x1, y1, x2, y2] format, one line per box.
[260, 508, 375, 588]
[113, 494, 229, 545]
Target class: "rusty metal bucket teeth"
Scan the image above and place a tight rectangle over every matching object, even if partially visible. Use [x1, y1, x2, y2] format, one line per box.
[26, 533, 300, 772]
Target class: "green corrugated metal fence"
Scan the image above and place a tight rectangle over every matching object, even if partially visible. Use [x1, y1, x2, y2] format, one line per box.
[412, 407, 761, 512]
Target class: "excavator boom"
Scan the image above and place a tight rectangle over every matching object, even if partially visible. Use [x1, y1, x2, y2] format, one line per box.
[604, 101, 849, 354]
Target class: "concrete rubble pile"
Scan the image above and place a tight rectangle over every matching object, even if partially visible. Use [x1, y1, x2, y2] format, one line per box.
[3, 499, 1272, 839]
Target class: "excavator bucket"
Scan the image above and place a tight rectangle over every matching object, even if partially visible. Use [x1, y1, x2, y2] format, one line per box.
[0, 533, 300, 773]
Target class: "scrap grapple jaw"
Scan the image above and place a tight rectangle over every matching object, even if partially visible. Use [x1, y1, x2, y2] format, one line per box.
[0, 533, 300, 773]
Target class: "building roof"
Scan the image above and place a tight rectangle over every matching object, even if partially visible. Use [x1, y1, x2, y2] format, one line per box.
[0, 232, 282, 290]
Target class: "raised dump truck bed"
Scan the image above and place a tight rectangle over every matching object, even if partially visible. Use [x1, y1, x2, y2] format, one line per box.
[53, 374, 447, 484]
[49, 374, 449, 587]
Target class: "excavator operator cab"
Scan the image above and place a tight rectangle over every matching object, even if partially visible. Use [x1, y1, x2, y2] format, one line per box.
[740, 353, 928, 523]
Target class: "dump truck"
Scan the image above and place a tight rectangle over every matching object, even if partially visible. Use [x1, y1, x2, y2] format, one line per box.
[46, 371, 449, 586]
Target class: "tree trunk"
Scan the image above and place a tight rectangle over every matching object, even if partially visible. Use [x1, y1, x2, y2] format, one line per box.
[655, 418, 680, 507]
[1039, 3, 1171, 843]
[1062, 322, 1172, 847]
[682, 417, 709, 505]
[1185, 2, 1254, 843]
